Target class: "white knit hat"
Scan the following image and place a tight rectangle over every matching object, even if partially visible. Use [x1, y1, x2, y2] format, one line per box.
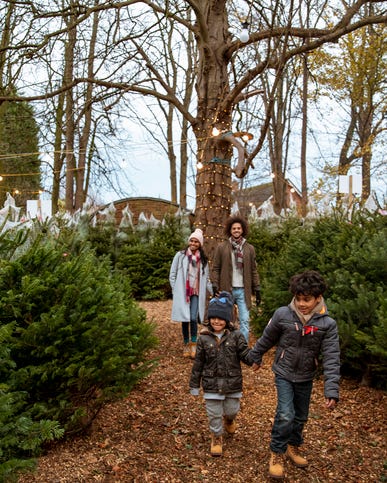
[189, 228, 204, 246]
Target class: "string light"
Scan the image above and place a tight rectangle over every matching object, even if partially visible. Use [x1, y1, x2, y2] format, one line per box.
[239, 20, 250, 43]
[233, 131, 253, 142]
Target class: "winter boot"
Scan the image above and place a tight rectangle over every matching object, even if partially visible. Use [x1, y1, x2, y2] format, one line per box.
[286, 445, 308, 467]
[210, 434, 223, 457]
[183, 344, 191, 358]
[269, 451, 285, 479]
[223, 416, 237, 434]
[190, 342, 197, 359]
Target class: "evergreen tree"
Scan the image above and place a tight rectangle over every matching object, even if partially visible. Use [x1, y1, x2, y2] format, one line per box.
[249, 211, 387, 387]
[0, 88, 41, 209]
[0, 223, 158, 442]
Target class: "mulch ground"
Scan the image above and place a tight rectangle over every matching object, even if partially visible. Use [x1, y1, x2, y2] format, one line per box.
[19, 300, 386, 482]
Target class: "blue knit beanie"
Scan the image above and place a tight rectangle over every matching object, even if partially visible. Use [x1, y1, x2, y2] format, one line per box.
[207, 291, 234, 322]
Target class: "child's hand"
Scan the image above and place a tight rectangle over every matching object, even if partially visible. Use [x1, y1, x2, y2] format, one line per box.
[252, 363, 261, 372]
[325, 398, 337, 409]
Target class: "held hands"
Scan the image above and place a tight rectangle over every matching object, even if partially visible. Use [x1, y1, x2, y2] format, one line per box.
[252, 362, 261, 372]
[255, 289, 261, 306]
[190, 388, 200, 396]
[325, 398, 337, 409]
[212, 284, 219, 297]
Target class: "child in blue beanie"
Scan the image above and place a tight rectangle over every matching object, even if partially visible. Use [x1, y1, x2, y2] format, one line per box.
[189, 291, 253, 457]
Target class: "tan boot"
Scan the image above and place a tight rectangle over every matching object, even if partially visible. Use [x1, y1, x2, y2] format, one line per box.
[223, 416, 237, 434]
[269, 451, 285, 479]
[286, 445, 308, 467]
[190, 342, 197, 359]
[183, 344, 191, 358]
[210, 434, 223, 457]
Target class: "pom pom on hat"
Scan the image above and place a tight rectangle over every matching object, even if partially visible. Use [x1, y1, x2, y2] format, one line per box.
[207, 291, 234, 323]
[189, 228, 204, 246]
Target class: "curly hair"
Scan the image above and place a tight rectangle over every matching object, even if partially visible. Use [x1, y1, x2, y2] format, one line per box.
[289, 270, 327, 297]
[224, 215, 249, 237]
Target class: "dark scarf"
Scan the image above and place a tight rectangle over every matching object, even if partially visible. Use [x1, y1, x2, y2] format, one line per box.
[230, 236, 245, 270]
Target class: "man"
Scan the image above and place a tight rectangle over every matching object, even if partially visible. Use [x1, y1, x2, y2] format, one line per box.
[211, 215, 261, 343]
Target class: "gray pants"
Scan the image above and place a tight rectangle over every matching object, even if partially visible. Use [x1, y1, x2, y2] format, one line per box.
[205, 397, 240, 436]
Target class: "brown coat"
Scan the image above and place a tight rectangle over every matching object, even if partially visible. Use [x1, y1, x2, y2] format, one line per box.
[211, 240, 260, 309]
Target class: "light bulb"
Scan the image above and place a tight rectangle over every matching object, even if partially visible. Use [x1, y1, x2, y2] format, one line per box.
[239, 22, 249, 43]
[212, 127, 220, 136]
[197, 161, 203, 170]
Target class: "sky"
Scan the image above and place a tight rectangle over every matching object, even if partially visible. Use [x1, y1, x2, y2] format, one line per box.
[94, 108, 386, 212]
[95, 128, 386, 211]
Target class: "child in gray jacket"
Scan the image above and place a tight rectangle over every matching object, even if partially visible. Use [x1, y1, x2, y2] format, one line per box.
[248, 270, 340, 480]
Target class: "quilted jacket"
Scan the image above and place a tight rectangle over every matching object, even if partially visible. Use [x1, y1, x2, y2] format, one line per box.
[190, 326, 253, 395]
[247, 304, 340, 400]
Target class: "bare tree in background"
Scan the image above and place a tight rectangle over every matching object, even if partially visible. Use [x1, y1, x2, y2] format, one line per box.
[0, 0, 385, 253]
[311, 7, 386, 204]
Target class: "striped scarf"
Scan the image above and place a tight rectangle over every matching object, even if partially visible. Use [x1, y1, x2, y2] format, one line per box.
[230, 236, 245, 270]
[186, 248, 201, 302]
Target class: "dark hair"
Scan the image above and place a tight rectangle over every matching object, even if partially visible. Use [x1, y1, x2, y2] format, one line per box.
[289, 270, 327, 297]
[224, 215, 248, 237]
[184, 245, 209, 272]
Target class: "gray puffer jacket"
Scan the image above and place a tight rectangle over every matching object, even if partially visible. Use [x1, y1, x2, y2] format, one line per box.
[190, 327, 252, 395]
[247, 304, 340, 400]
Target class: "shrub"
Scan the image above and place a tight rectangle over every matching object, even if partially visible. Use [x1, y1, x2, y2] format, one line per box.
[0, 226, 158, 478]
[0, 323, 64, 482]
[250, 210, 387, 388]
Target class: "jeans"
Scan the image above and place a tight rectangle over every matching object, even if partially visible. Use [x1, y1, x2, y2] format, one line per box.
[205, 397, 240, 436]
[182, 295, 198, 344]
[232, 287, 250, 342]
[270, 376, 313, 454]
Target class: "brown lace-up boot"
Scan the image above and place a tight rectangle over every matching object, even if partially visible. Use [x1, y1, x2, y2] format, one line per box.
[223, 416, 237, 434]
[210, 434, 223, 457]
[269, 451, 285, 479]
[190, 342, 197, 359]
[286, 445, 308, 467]
[183, 344, 190, 358]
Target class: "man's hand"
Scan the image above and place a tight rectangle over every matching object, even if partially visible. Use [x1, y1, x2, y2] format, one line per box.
[255, 289, 261, 306]
[252, 363, 261, 372]
[212, 284, 219, 297]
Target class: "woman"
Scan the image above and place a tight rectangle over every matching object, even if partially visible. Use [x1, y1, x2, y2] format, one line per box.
[169, 228, 212, 359]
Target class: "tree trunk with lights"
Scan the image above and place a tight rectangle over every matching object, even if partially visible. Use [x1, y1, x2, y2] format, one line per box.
[192, 2, 235, 259]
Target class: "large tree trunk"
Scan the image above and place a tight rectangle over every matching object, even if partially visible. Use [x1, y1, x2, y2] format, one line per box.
[192, 1, 233, 259]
